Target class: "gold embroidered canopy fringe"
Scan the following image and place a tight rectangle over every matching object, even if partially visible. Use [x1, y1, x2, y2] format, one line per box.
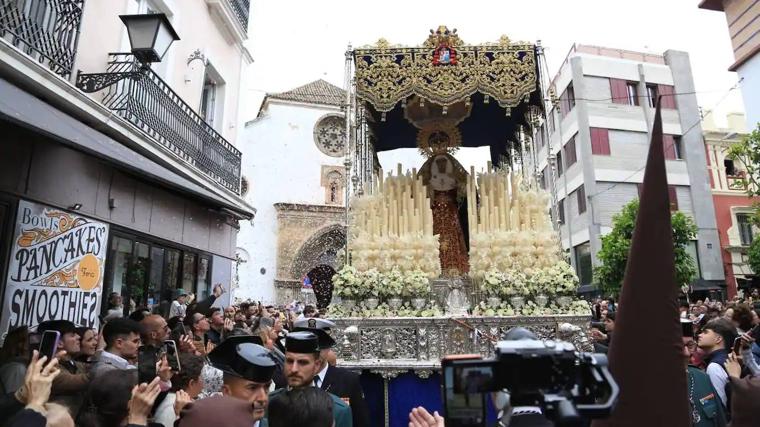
[353, 28, 539, 113]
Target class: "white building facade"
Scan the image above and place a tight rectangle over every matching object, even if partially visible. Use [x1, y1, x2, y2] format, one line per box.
[236, 80, 348, 303]
[537, 45, 725, 293]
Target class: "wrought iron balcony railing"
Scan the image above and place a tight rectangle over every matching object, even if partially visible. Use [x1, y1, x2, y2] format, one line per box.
[97, 53, 241, 194]
[0, 0, 84, 79]
[228, 0, 249, 32]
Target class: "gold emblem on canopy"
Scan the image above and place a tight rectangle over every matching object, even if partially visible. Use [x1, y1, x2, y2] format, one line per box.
[354, 26, 538, 112]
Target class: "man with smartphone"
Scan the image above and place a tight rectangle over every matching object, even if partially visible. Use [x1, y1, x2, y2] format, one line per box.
[208, 335, 277, 426]
[36, 320, 90, 417]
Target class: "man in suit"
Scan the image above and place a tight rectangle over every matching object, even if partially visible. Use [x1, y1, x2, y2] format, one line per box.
[270, 331, 352, 427]
[208, 335, 276, 427]
[294, 318, 371, 427]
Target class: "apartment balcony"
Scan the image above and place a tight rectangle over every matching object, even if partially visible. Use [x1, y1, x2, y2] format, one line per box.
[80, 53, 242, 194]
[727, 175, 748, 192]
[0, 0, 84, 79]
[206, 0, 249, 44]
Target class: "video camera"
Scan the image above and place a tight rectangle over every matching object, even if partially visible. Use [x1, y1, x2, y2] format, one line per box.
[442, 339, 618, 427]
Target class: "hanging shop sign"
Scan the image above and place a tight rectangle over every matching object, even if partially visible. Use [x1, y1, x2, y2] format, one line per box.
[1, 200, 109, 335]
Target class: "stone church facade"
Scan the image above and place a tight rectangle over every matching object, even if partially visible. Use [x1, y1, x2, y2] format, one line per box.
[236, 80, 347, 303]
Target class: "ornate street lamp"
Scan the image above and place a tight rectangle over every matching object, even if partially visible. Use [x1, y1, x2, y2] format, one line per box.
[76, 13, 180, 93]
[120, 13, 179, 64]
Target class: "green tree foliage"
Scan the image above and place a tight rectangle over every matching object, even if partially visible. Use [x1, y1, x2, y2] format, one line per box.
[594, 199, 698, 296]
[727, 124, 760, 273]
[748, 238, 760, 276]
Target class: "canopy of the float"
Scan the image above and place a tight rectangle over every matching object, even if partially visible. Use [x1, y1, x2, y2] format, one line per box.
[353, 27, 545, 165]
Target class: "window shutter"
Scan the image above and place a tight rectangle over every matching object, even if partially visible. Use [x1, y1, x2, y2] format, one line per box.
[590, 128, 610, 155]
[658, 85, 676, 109]
[610, 79, 628, 104]
[565, 136, 577, 167]
[668, 185, 678, 211]
[558, 199, 565, 223]
[663, 135, 676, 160]
[577, 185, 586, 213]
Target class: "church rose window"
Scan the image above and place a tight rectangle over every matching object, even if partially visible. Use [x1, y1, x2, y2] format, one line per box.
[314, 115, 346, 157]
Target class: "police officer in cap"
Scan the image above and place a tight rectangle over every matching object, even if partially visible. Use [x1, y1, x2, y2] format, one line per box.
[294, 318, 371, 427]
[270, 331, 353, 427]
[681, 319, 727, 426]
[208, 335, 277, 427]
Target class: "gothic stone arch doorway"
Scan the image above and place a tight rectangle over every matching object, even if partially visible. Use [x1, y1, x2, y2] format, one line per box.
[274, 203, 346, 304]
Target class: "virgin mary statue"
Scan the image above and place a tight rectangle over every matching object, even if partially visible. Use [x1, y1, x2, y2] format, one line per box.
[420, 153, 469, 275]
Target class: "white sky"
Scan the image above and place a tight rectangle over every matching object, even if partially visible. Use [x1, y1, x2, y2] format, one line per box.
[241, 0, 744, 172]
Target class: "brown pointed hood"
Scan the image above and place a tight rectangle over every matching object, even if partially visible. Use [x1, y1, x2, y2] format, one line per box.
[593, 101, 690, 426]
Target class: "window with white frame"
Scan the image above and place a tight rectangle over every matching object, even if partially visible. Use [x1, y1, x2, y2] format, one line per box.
[199, 63, 225, 130]
[626, 82, 638, 106]
[737, 213, 754, 246]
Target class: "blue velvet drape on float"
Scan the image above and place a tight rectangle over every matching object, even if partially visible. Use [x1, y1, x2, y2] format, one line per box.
[359, 371, 498, 427]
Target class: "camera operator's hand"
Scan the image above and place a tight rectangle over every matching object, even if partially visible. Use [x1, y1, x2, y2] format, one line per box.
[409, 406, 444, 427]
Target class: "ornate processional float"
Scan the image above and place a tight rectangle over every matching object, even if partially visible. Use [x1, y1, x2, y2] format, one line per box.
[327, 27, 591, 378]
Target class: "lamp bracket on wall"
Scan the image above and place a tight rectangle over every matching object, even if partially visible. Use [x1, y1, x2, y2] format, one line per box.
[187, 49, 206, 66]
[75, 66, 148, 93]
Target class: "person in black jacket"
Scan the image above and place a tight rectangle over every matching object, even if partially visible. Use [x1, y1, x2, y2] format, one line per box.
[293, 318, 371, 427]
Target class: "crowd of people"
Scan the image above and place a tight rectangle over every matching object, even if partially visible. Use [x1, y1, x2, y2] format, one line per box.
[588, 294, 760, 426]
[0, 284, 372, 427]
[0, 284, 758, 427]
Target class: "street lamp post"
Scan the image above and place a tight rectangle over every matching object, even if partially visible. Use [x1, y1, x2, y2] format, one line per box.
[76, 13, 180, 93]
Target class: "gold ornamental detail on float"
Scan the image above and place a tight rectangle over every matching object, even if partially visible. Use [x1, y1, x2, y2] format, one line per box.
[353, 26, 537, 112]
[416, 122, 462, 158]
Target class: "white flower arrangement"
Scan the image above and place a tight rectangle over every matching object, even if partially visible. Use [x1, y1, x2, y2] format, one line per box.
[481, 270, 507, 297]
[379, 268, 405, 299]
[332, 265, 363, 299]
[549, 262, 580, 296]
[402, 269, 431, 299]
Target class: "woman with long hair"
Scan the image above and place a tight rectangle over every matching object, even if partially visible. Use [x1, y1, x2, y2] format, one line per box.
[0, 326, 29, 394]
[73, 327, 98, 364]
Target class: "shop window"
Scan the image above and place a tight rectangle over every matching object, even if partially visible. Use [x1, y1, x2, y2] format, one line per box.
[197, 256, 211, 300]
[147, 247, 164, 310]
[182, 253, 197, 294]
[127, 242, 150, 309]
[108, 237, 133, 312]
